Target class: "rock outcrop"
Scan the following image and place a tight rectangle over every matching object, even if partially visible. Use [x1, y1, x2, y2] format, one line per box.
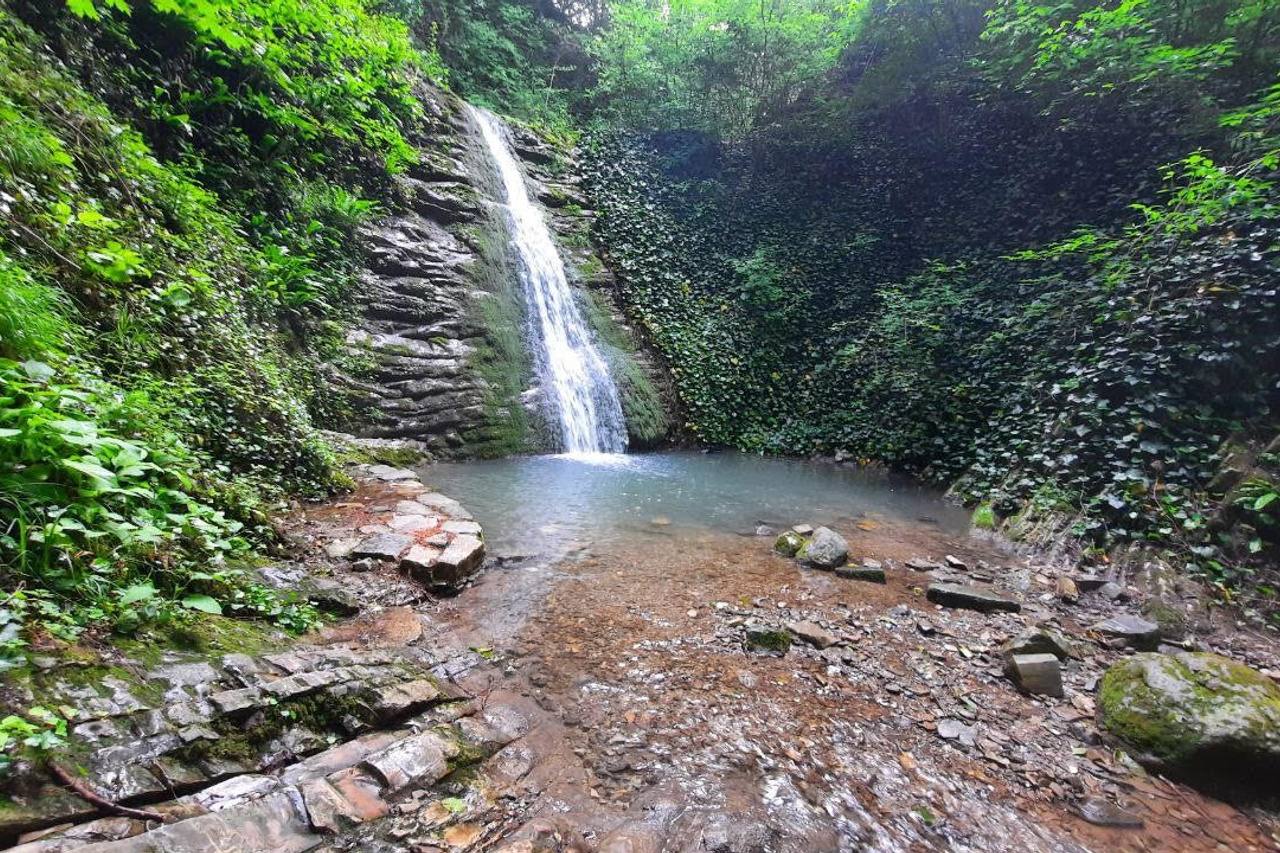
[328, 91, 673, 457]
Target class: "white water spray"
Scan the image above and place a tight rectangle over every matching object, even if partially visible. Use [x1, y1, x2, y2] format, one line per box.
[469, 105, 628, 455]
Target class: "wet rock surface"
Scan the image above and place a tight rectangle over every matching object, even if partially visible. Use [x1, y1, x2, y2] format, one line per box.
[328, 96, 673, 457]
[8, 478, 1280, 853]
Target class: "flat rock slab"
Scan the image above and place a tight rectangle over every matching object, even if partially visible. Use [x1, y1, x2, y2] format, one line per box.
[787, 620, 838, 649]
[74, 790, 319, 853]
[1090, 614, 1160, 650]
[367, 465, 419, 482]
[442, 519, 482, 536]
[400, 544, 440, 580]
[835, 565, 886, 583]
[926, 583, 1021, 613]
[394, 500, 431, 516]
[388, 515, 433, 533]
[351, 534, 412, 562]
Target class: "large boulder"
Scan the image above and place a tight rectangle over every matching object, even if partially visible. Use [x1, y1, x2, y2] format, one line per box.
[796, 527, 848, 570]
[1099, 652, 1280, 789]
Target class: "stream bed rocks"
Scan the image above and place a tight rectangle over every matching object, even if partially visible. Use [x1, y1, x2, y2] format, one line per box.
[6, 476, 1280, 853]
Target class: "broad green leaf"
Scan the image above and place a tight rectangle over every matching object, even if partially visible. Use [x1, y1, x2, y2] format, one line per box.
[120, 584, 157, 605]
[182, 595, 223, 615]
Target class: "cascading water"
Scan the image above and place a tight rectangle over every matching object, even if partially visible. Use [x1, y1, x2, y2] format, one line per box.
[469, 104, 628, 455]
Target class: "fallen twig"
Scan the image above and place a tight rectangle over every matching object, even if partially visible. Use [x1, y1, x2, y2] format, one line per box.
[49, 762, 169, 824]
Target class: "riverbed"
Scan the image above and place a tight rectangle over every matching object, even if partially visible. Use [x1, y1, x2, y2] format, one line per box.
[404, 452, 1277, 852]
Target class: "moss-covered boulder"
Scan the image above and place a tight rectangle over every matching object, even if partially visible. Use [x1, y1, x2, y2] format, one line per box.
[1099, 652, 1280, 791]
[773, 530, 808, 557]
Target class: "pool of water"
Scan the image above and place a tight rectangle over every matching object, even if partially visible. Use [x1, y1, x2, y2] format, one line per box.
[419, 451, 970, 558]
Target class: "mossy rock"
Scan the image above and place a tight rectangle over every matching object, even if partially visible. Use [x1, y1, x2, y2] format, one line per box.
[744, 626, 791, 654]
[773, 530, 807, 557]
[1140, 600, 1189, 639]
[1099, 652, 1280, 795]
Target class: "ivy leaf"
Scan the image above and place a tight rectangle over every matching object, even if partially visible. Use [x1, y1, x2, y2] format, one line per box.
[120, 584, 157, 605]
[182, 595, 223, 615]
[1254, 492, 1277, 512]
[65, 0, 100, 19]
[21, 361, 56, 382]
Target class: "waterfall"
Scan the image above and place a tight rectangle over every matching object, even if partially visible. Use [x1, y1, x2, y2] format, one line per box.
[469, 105, 628, 455]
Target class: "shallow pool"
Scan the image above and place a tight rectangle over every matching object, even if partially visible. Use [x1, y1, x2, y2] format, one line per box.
[419, 451, 969, 558]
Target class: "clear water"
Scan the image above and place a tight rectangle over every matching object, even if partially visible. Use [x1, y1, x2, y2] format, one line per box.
[420, 451, 970, 558]
[469, 105, 628, 454]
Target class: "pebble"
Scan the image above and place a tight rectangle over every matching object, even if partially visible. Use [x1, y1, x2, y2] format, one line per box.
[1078, 798, 1144, 828]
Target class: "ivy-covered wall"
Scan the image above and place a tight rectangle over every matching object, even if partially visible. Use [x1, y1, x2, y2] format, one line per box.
[583, 3, 1280, 607]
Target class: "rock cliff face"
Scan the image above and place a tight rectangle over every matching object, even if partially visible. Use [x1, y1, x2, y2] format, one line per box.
[328, 90, 674, 458]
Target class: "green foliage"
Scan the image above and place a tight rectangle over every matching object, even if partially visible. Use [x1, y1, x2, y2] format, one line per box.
[585, 0, 1280, 609]
[0, 706, 67, 777]
[0, 0, 440, 655]
[419, 0, 583, 132]
[590, 0, 859, 135]
[55, 0, 427, 184]
[982, 0, 1280, 118]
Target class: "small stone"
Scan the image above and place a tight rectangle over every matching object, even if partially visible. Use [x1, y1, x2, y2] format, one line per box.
[1005, 653, 1064, 697]
[650, 516, 671, 526]
[916, 620, 936, 636]
[1090, 614, 1160, 650]
[744, 624, 791, 655]
[1078, 798, 1144, 829]
[1001, 626, 1079, 661]
[787, 620, 837, 649]
[1098, 581, 1127, 602]
[754, 525, 775, 537]
[905, 557, 940, 572]
[371, 679, 441, 719]
[944, 555, 967, 570]
[326, 538, 362, 559]
[350, 558, 376, 573]
[937, 719, 977, 746]
[1074, 574, 1107, 592]
[926, 582, 1021, 613]
[209, 687, 263, 716]
[433, 535, 485, 587]
[791, 524, 814, 535]
[262, 669, 342, 699]
[361, 730, 457, 794]
[1056, 576, 1079, 604]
